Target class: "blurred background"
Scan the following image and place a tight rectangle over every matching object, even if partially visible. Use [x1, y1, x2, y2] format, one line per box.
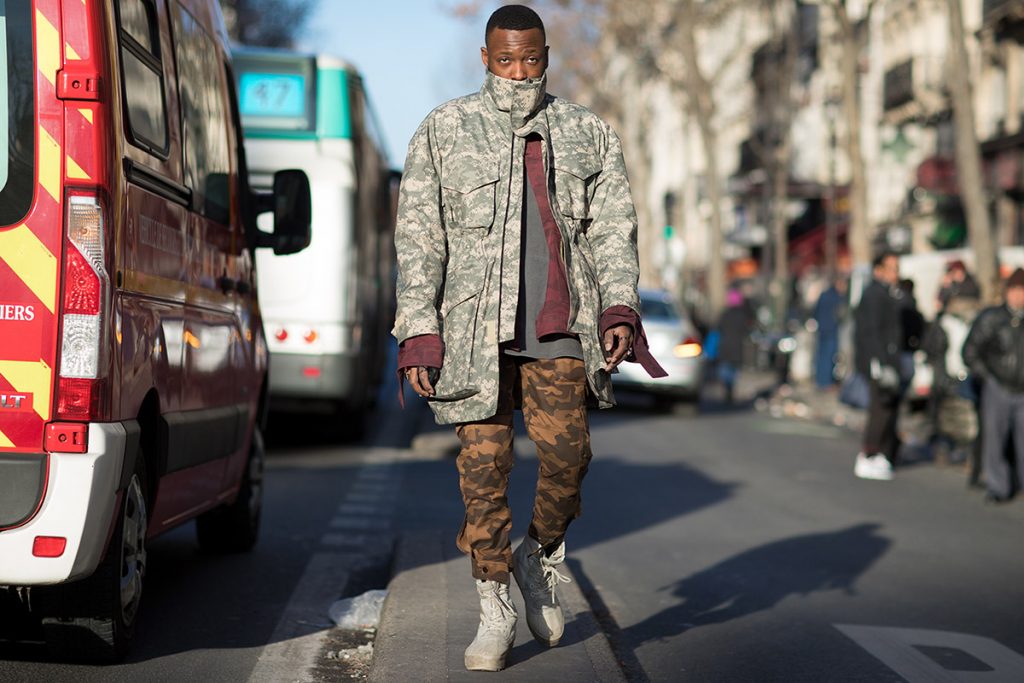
[222, 0, 1024, 332]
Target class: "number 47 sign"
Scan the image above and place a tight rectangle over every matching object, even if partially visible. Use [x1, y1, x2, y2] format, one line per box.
[837, 625, 1024, 682]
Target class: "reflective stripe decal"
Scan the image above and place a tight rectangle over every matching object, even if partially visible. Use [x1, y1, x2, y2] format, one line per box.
[35, 10, 60, 87]
[0, 361, 54, 421]
[0, 226, 58, 314]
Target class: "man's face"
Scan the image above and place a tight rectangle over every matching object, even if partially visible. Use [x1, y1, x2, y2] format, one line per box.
[874, 256, 900, 286]
[1007, 285, 1024, 310]
[481, 28, 547, 81]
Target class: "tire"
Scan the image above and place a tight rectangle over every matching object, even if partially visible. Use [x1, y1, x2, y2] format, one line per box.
[655, 395, 700, 417]
[196, 428, 264, 553]
[37, 459, 148, 663]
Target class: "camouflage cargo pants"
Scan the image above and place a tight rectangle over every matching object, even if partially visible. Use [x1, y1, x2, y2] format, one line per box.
[455, 355, 593, 584]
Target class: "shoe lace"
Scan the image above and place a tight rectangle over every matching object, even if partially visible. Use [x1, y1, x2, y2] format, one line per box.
[538, 555, 571, 600]
[480, 585, 516, 629]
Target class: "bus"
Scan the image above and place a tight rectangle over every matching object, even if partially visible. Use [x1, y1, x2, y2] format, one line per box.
[232, 48, 396, 431]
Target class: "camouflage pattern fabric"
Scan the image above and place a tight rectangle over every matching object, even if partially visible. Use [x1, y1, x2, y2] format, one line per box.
[393, 70, 641, 425]
[455, 355, 593, 584]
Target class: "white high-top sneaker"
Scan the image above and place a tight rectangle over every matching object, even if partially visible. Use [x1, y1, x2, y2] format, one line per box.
[513, 537, 571, 647]
[464, 579, 517, 671]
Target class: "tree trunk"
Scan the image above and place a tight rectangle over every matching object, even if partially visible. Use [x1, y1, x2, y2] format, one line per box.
[837, 9, 871, 268]
[945, 0, 998, 302]
[678, 0, 726, 317]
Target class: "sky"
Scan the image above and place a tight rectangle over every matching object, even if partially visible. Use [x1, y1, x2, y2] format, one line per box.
[298, 1, 490, 167]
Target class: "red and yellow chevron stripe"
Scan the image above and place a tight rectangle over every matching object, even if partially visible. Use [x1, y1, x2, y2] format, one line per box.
[0, 0, 66, 451]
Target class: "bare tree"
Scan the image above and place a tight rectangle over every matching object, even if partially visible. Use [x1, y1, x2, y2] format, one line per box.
[944, 0, 998, 301]
[220, 0, 316, 48]
[820, 0, 876, 269]
[747, 1, 801, 323]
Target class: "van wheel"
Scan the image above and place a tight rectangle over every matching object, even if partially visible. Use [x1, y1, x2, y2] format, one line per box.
[196, 428, 264, 553]
[38, 460, 148, 663]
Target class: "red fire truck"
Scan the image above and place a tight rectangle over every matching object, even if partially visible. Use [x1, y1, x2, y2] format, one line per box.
[0, 0, 309, 661]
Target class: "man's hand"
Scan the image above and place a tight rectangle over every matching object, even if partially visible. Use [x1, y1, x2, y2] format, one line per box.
[603, 324, 634, 372]
[405, 366, 436, 398]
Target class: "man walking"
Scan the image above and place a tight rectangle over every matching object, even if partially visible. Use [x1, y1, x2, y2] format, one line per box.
[392, 5, 664, 671]
[962, 268, 1024, 503]
[853, 251, 903, 480]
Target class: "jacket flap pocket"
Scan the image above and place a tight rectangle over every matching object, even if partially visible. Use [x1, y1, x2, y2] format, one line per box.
[441, 168, 500, 193]
[553, 150, 601, 181]
[442, 169, 499, 229]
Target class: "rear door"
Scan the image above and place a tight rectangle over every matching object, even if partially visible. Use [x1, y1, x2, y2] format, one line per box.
[0, 0, 62, 527]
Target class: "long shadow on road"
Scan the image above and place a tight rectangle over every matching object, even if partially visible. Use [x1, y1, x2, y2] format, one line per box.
[571, 523, 891, 682]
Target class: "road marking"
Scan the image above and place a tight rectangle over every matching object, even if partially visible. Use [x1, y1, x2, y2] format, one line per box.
[337, 503, 390, 515]
[321, 533, 371, 547]
[837, 624, 1024, 682]
[248, 553, 355, 683]
[330, 516, 391, 531]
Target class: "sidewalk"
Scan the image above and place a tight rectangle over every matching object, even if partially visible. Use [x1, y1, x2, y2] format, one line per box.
[369, 531, 625, 682]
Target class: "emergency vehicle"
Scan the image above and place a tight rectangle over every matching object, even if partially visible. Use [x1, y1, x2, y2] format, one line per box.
[0, 0, 310, 661]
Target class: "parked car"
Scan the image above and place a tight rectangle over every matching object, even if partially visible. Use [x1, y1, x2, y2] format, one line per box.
[0, 0, 309, 662]
[613, 288, 704, 409]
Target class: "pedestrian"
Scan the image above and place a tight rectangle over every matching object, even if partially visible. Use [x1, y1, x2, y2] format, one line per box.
[853, 251, 903, 481]
[812, 277, 847, 389]
[715, 288, 751, 404]
[938, 259, 981, 308]
[897, 278, 924, 388]
[961, 267, 1024, 504]
[392, 5, 665, 671]
[922, 295, 981, 467]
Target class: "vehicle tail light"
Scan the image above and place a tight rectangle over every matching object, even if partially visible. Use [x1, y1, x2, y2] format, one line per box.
[303, 329, 318, 344]
[274, 328, 288, 342]
[33, 536, 67, 558]
[673, 338, 703, 359]
[57, 194, 108, 420]
[302, 366, 321, 378]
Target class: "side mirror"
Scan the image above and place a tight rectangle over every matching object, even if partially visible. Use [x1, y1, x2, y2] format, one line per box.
[256, 169, 311, 255]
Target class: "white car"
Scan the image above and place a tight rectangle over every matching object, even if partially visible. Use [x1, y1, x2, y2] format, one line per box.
[613, 289, 704, 409]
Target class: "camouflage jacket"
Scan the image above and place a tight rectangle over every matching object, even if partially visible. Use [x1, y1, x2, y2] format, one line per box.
[393, 71, 640, 424]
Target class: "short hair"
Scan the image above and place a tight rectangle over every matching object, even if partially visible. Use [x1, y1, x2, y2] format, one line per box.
[486, 4, 546, 42]
[873, 250, 897, 269]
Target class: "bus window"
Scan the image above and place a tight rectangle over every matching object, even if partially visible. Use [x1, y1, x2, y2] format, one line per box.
[0, 0, 34, 226]
[236, 54, 316, 134]
[116, 0, 169, 155]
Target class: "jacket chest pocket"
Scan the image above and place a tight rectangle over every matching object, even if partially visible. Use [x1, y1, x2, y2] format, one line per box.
[554, 153, 601, 227]
[441, 171, 499, 229]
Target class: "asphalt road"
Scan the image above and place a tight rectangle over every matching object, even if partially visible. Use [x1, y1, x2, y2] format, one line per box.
[3, 387, 1024, 682]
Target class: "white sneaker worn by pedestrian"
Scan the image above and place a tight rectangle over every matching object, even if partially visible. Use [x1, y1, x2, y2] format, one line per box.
[854, 452, 893, 480]
[513, 537, 571, 647]
[464, 579, 517, 671]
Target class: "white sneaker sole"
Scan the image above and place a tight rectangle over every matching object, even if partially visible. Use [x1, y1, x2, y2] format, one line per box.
[855, 463, 893, 481]
[465, 651, 511, 672]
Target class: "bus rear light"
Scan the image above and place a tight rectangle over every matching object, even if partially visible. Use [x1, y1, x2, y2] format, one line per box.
[303, 329, 318, 344]
[274, 328, 288, 342]
[33, 536, 67, 558]
[45, 422, 89, 453]
[302, 366, 321, 378]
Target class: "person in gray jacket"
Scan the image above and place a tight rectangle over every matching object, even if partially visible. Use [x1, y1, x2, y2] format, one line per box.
[962, 267, 1024, 503]
[392, 4, 664, 671]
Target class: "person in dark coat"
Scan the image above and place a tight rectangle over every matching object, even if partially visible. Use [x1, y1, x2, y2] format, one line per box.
[962, 267, 1024, 503]
[813, 277, 847, 388]
[938, 260, 981, 308]
[716, 288, 751, 404]
[853, 251, 903, 480]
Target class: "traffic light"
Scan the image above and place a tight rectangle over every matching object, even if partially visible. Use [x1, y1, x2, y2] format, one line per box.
[663, 191, 677, 240]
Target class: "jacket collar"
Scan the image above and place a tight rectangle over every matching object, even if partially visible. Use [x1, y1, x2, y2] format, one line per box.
[481, 71, 548, 134]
